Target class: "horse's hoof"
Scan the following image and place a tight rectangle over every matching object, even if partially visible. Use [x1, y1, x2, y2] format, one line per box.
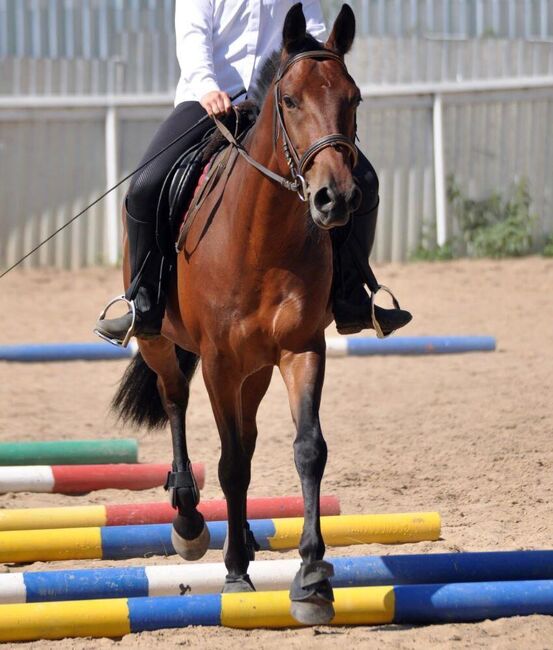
[171, 520, 210, 561]
[289, 561, 335, 625]
[290, 598, 335, 625]
[222, 574, 256, 593]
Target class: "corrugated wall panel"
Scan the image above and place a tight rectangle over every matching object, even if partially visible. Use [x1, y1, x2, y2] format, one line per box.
[443, 89, 553, 251]
[2, 38, 552, 96]
[0, 111, 106, 269]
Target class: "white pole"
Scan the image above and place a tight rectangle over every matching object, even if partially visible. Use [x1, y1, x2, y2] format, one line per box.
[459, 0, 468, 38]
[475, 0, 484, 37]
[410, 0, 418, 33]
[524, 0, 532, 38]
[432, 93, 447, 246]
[540, 0, 548, 39]
[508, 0, 516, 38]
[491, 0, 500, 35]
[104, 106, 120, 266]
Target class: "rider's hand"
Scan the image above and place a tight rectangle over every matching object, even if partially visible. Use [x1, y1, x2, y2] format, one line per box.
[200, 90, 232, 118]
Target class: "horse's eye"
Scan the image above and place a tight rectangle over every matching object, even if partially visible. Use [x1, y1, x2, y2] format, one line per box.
[282, 95, 297, 109]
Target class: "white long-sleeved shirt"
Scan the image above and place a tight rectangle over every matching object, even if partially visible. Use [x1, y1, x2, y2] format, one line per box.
[174, 0, 327, 106]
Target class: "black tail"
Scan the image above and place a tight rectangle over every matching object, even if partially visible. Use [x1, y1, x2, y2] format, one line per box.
[112, 345, 199, 429]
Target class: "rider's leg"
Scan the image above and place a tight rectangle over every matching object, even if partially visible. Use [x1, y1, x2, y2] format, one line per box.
[94, 101, 210, 345]
[332, 152, 412, 336]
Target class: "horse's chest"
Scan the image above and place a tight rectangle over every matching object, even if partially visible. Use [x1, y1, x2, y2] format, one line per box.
[268, 294, 305, 339]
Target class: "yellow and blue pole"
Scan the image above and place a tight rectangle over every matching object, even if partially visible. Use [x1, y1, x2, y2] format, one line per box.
[2, 581, 553, 642]
[0, 513, 441, 564]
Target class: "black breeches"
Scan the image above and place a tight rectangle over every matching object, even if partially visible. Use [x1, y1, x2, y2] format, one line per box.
[354, 150, 379, 215]
[127, 101, 210, 223]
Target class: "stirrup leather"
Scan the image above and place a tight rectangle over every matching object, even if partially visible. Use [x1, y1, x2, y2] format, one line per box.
[93, 295, 136, 348]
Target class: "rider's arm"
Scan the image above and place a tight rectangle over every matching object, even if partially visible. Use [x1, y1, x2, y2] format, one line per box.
[174, 0, 230, 115]
[303, 0, 327, 41]
[175, 0, 220, 102]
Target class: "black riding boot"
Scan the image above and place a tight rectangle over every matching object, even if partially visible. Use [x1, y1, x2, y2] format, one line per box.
[332, 202, 412, 337]
[94, 211, 167, 346]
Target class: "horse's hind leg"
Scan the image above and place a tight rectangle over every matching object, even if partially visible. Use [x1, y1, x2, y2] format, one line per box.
[279, 346, 334, 625]
[202, 358, 272, 592]
[138, 338, 208, 560]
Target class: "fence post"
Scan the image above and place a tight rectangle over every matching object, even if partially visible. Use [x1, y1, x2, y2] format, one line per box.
[105, 105, 119, 265]
[432, 93, 447, 246]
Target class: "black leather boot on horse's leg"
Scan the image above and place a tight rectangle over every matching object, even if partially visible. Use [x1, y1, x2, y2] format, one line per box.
[94, 210, 168, 347]
[332, 200, 413, 337]
[167, 461, 210, 560]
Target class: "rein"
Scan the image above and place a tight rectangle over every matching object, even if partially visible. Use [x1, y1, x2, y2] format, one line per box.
[214, 49, 358, 202]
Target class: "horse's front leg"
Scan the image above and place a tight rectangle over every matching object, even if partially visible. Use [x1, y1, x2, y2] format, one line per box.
[202, 358, 272, 592]
[279, 345, 334, 625]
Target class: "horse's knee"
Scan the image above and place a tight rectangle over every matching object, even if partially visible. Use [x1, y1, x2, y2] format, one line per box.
[293, 425, 327, 478]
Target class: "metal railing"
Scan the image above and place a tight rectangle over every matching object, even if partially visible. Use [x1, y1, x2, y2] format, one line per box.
[1, 76, 552, 269]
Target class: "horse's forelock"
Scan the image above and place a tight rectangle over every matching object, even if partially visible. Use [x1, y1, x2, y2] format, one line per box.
[249, 35, 323, 108]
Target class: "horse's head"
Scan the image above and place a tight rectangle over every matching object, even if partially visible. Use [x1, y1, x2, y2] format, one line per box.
[277, 3, 362, 230]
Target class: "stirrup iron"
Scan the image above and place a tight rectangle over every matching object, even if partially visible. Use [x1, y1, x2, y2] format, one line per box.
[370, 285, 401, 339]
[93, 295, 136, 348]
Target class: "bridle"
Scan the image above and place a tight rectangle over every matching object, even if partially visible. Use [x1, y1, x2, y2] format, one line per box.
[214, 48, 359, 202]
[273, 49, 359, 201]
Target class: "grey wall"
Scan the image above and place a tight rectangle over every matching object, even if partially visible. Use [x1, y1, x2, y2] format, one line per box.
[2, 0, 553, 60]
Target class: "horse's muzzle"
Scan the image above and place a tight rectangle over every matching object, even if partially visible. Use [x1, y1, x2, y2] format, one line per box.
[310, 183, 362, 229]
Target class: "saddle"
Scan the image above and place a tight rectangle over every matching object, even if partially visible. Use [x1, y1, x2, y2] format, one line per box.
[155, 102, 258, 257]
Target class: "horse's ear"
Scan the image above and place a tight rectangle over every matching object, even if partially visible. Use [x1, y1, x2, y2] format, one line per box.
[325, 4, 356, 56]
[282, 3, 307, 53]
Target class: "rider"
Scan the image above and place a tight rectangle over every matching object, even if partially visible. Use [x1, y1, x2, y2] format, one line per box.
[94, 0, 412, 345]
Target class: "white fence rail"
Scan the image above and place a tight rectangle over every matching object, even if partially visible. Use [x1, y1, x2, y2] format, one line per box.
[1, 77, 552, 269]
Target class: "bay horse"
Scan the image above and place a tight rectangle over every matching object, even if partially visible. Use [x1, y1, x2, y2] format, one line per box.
[114, 3, 361, 625]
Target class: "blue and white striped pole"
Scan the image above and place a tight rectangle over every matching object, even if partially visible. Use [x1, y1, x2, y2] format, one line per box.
[326, 336, 496, 356]
[0, 337, 496, 362]
[3, 551, 553, 604]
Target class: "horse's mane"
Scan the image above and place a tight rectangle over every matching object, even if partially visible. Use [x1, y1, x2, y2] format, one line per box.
[249, 35, 324, 108]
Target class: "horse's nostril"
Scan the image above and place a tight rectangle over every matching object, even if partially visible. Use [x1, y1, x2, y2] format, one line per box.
[313, 187, 336, 213]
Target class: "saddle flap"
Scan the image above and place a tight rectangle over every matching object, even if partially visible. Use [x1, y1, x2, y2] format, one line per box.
[175, 144, 240, 252]
[156, 102, 258, 257]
